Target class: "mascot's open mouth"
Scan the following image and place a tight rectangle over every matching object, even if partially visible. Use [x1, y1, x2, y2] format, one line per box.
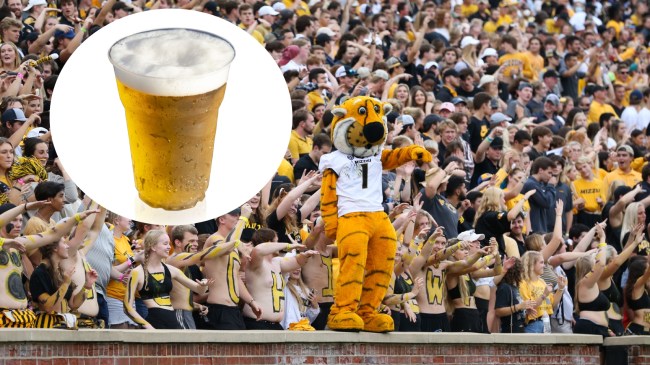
[332, 117, 383, 158]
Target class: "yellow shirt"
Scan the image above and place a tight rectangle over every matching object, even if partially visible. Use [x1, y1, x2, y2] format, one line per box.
[572, 177, 606, 213]
[306, 91, 325, 112]
[525, 52, 544, 82]
[483, 21, 498, 33]
[461, 4, 478, 18]
[288, 130, 312, 161]
[587, 100, 618, 125]
[519, 278, 554, 321]
[105, 234, 133, 300]
[494, 168, 508, 189]
[602, 168, 642, 197]
[283, 0, 311, 16]
[499, 52, 534, 80]
[238, 23, 264, 44]
[277, 158, 295, 183]
[505, 192, 531, 214]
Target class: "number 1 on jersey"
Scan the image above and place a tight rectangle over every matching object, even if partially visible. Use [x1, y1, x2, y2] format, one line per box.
[361, 162, 368, 189]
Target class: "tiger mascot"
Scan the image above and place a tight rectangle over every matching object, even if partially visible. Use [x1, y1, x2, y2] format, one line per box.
[318, 96, 432, 332]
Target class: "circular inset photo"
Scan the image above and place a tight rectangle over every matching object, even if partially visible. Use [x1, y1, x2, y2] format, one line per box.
[51, 9, 291, 225]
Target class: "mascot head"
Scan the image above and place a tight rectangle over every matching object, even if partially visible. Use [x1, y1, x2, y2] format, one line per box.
[330, 96, 393, 158]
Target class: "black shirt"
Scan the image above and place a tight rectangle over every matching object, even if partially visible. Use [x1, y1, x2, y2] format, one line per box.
[495, 282, 526, 333]
[420, 189, 459, 239]
[474, 210, 511, 253]
[30, 263, 74, 307]
[293, 154, 318, 181]
[468, 115, 490, 153]
[470, 158, 499, 189]
[266, 209, 302, 244]
[436, 86, 455, 103]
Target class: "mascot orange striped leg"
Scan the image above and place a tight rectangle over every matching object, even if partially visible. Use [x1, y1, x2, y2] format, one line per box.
[327, 212, 397, 332]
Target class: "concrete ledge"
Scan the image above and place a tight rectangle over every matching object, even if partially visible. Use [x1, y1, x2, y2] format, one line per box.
[0, 329, 603, 345]
[604, 336, 650, 346]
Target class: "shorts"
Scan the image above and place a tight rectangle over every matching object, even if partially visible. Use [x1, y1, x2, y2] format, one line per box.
[244, 316, 283, 330]
[420, 312, 450, 332]
[96, 293, 109, 326]
[146, 307, 181, 329]
[450, 308, 481, 333]
[628, 322, 650, 335]
[398, 312, 421, 332]
[311, 302, 332, 330]
[0, 308, 36, 328]
[106, 296, 136, 327]
[475, 297, 489, 334]
[176, 309, 196, 330]
[390, 310, 401, 331]
[608, 318, 624, 336]
[573, 318, 609, 337]
[206, 303, 245, 330]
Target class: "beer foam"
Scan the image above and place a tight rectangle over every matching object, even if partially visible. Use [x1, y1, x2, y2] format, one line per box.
[109, 29, 235, 96]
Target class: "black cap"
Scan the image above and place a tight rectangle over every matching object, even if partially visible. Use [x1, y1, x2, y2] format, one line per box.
[386, 111, 399, 123]
[490, 136, 504, 149]
[112, 2, 132, 12]
[203, 1, 219, 15]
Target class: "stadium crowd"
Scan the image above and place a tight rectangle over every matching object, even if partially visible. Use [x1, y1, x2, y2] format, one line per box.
[0, 0, 647, 361]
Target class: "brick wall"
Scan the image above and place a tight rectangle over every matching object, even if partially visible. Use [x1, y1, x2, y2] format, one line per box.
[0, 330, 606, 365]
[0, 342, 601, 365]
[606, 337, 650, 365]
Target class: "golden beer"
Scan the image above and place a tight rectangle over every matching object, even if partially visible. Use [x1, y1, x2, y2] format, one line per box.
[109, 29, 235, 210]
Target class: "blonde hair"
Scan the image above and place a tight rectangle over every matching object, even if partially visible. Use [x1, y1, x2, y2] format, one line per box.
[142, 230, 168, 291]
[474, 187, 505, 225]
[521, 251, 542, 282]
[287, 270, 311, 315]
[621, 202, 644, 243]
[574, 254, 595, 311]
[525, 233, 545, 252]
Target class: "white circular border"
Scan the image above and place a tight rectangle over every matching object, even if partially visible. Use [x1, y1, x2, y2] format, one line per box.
[51, 9, 291, 225]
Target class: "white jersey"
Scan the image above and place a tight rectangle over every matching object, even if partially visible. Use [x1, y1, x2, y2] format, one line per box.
[319, 150, 384, 216]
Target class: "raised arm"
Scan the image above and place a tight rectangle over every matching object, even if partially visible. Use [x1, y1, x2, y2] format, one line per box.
[167, 240, 239, 268]
[168, 265, 211, 294]
[601, 222, 643, 279]
[610, 185, 642, 218]
[580, 225, 607, 289]
[507, 189, 535, 221]
[541, 200, 564, 261]
[299, 188, 322, 220]
[277, 172, 321, 220]
[79, 205, 108, 255]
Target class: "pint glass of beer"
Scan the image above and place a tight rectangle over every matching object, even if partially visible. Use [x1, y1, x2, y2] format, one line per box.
[108, 29, 235, 210]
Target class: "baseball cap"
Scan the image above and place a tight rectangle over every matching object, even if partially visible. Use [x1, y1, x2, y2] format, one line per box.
[489, 136, 504, 149]
[357, 67, 371, 79]
[545, 93, 560, 106]
[458, 229, 485, 242]
[397, 114, 414, 126]
[440, 102, 455, 112]
[545, 50, 560, 59]
[23, 0, 46, 11]
[421, 167, 451, 187]
[316, 27, 335, 37]
[489, 97, 499, 109]
[452, 97, 467, 105]
[386, 57, 405, 69]
[592, 84, 607, 92]
[617, 145, 634, 155]
[203, 1, 219, 15]
[27, 127, 48, 138]
[424, 61, 438, 70]
[631, 89, 643, 102]
[478, 74, 496, 89]
[334, 65, 357, 78]
[272, 2, 286, 11]
[258, 5, 279, 16]
[460, 36, 480, 49]
[480, 48, 498, 59]
[372, 69, 389, 81]
[490, 113, 511, 125]
[2, 108, 27, 123]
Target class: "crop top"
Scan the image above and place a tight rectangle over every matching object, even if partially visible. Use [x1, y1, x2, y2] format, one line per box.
[578, 292, 610, 312]
[628, 290, 650, 311]
[139, 264, 173, 304]
[448, 274, 476, 301]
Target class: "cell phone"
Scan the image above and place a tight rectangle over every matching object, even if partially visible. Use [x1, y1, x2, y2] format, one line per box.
[360, 87, 368, 96]
[5, 223, 13, 233]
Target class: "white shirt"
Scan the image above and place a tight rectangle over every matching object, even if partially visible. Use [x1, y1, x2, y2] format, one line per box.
[319, 150, 384, 216]
[638, 108, 650, 131]
[621, 106, 640, 132]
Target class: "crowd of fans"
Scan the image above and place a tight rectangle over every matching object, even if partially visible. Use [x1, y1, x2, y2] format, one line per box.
[0, 0, 647, 361]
